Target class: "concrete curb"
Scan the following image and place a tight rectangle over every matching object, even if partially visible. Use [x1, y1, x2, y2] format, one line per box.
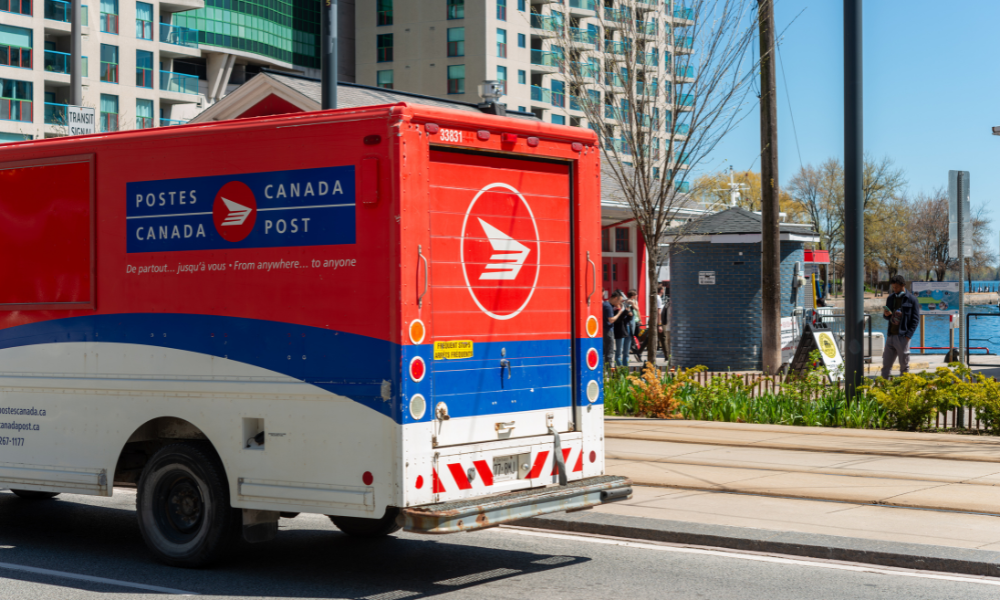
[516, 511, 1000, 578]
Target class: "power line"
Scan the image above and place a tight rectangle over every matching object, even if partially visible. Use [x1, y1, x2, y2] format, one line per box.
[776, 39, 803, 170]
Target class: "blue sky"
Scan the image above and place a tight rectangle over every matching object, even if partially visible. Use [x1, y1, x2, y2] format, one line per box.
[703, 0, 1000, 210]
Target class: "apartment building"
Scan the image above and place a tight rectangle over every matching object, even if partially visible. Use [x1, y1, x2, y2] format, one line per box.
[0, 0, 337, 141]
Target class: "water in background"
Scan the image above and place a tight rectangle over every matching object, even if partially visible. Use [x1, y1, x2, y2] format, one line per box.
[960, 280, 1000, 292]
[872, 303, 1000, 355]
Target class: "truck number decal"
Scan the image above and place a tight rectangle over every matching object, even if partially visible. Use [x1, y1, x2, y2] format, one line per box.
[439, 129, 464, 143]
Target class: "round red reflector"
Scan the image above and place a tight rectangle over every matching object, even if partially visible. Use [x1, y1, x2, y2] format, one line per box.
[589, 451, 597, 463]
[586, 348, 599, 370]
[571, 142, 583, 152]
[363, 471, 374, 485]
[526, 137, 539, 147]
[410, 356, 426, 382]
[477, 130, 491, 141]
[415, 475, 424, 489]
[426, 123, 440, 134]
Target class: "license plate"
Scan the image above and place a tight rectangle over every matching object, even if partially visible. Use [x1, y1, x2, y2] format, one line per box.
[493, 453, 525, 482]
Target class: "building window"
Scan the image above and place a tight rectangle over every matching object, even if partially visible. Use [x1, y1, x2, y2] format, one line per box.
[552, 114, 565, 125]
[497, 0, 506, 21]
[136, 2, 153, 39]
[136, 49, 153, 88]
[517, 69, 526, 85]
[100, 44, 118, 84]
[377, 0, 392, 25]
[376, 34, 393, 62]
[518, 106, 526, 112]
[517, 33, 526, 48]
[615, 227, 629, 252]
[601, 228, 611, 252]
[496, 65, 507, 94]
[447, 64, 465, 95]
[518, 0, 525, 10]
[0, 77, 31, 122]
[100, 93, 118, 132]
[0, 24, 33, 69]
[447, 0, 464, 20]
[0, 0, 31, 17]
[82, 55, 88, 77]
[99, 0, 118, 34]
[376, 69, 393, 89]
[136, 98, 153, 129]
[447, 27, 464, 57]
[497, 29, 507, 58]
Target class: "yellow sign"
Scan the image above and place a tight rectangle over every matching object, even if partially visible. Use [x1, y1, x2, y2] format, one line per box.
[434, 340, 474, 360]
[818, 333, 837, 359]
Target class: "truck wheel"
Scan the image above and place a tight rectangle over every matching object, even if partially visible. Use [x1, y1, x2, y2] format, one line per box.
[10, 490, 60, 500]
[136, 443, 240, 568]
[329, 507, 402, 537]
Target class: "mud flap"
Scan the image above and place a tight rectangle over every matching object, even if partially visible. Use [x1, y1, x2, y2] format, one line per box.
[242, 509, 279, 543]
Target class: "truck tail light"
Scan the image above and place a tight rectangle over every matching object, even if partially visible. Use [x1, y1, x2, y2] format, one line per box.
[586, 348, 599, 370]
[409, 356, 426, 382]
[409, 319, 426, 344]
[363, 471, 374, 485]
[501, 133, 517, 144]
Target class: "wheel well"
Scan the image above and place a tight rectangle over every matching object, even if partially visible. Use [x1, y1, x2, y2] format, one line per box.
[113, 417, 216, 486]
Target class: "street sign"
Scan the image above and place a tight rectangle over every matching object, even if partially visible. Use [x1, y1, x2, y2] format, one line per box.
[698, 271, 715, 285]
[948, 170, 971, 259]
[67, 105, 95, 136]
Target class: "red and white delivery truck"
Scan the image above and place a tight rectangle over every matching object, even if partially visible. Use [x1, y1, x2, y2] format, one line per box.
[0, 103, 630, 567]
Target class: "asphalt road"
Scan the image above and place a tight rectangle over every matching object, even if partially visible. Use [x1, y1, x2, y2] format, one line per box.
[1, 489, 998, 600]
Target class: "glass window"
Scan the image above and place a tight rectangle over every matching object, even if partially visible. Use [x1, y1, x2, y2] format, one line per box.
[517, 33, 525, 48]
[136, 98, 153, 129]
[377, 0, 392, 25]
[496, 65, 506, 94]
[100, 93, 118, 132]
[99, 0, 118, 34]
[136, 2, 152, 39]
[518, 106, 526, 112]
[615, 227, 629, 252]
[496, 0, 506, 21]
[601, 228, 610, 252]
[376, 33, 393, 62]
[447, 27, 464, 57]
[0, 24, 33, 69]
[447, 64, 464, 95]
[518, 0, 525, 10]
[136, 49, 153, 88]
[100, 44, 118, 83]
[0, 0, 31, 17]
[0, 77, 31, 122]
[376, 69, 393, 89]
[496, 29, 506, 58]
[0, 132, 31, 142]
[447, 0, 464, 20]
[552, 114, 565, 125]
[517, 69, 525, 84]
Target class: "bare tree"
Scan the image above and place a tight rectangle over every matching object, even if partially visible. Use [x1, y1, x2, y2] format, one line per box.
[907, 190, 951, 282]
[545, 0, 762, 363]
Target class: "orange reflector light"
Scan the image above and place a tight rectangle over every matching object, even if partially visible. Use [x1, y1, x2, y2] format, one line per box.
[409, 319, 426, 344]
[501, 133, 518, 144]
[586, 315, 599, 338]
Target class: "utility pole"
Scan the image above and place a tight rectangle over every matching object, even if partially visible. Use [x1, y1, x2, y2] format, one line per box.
[843, 0, 864, 400]
[758, 0, 781, 375]
[70, 0, 82, 105]
[320, 0, 338, 109]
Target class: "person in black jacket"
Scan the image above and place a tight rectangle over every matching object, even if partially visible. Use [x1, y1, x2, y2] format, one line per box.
[881, 274, 920, 378]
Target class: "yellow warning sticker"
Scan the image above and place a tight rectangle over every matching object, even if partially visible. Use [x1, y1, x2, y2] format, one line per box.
[434, 340, 474, 360]
[818, 332, 837, 359]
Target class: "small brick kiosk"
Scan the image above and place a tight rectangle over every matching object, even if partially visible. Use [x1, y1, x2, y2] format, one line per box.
[669, 208, 820, 371]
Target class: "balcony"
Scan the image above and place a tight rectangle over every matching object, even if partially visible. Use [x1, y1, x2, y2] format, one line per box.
[570, 96, 586, 112]
[530, 85, 550, 103]
[44, 102, 68, 125]
[637, 81, 657, 96]
[136, 116, 154, 129]
[161, 70, 199, 95]
[673, 123, 690, 135]
[637, 52, 658, 67]
[569, 28, 598, 46]
[0, 98, 32, 122]
[530, 13, 563, 34]
[675, 65, 695, 79]
[44, 49, 69, 74]
[605, 40, 630, 58]
[44, 0, 69, 21]
[530, 49, 561, 70]
[675, 93, 694, 107]
[636, 21, 656, 36]
[634, 0, 658, 10]
[100, 112, 118, 133]
[0, 45, 32, 69]
[604, 71, 623, 87]
[675, 153, 690, 165]
[100, 12, 118, 34]
[607, 138, 631, 154]
[570, 61, 598, 78]
[674, 35, 694, 51]
[673, 7, 695, 22]
[568, 0, 595, 11]
[603, 8, 631, 25]
[675, 181, 690, 193]
[136, 19, 153, 40]
[160, 118, 187, 126]
[160, 23, 199, 48]
[100, 61, 118, 83]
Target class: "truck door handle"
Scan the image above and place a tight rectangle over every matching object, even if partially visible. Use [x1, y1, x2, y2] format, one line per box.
[418, 244, 428, 308]
[500, 358, 512, 379]
[586, 251, 596, 307]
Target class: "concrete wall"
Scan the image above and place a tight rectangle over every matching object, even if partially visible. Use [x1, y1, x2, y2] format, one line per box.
[670, 241, 805, 371]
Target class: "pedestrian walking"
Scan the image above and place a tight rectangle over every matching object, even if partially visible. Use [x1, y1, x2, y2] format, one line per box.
[614, 290, 638, 366]
[603, 291, 625, 367]
[881, 274, 920, 378]
[657, 286, 669, 357]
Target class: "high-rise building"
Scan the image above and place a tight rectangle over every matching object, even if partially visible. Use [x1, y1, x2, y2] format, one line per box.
[0, 0, 343, 141]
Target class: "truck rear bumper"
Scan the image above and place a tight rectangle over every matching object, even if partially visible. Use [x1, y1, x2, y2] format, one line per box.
[399, 475, 632, 534]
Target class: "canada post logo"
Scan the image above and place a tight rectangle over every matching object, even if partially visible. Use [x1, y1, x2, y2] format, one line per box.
[126, 166, 355, 253]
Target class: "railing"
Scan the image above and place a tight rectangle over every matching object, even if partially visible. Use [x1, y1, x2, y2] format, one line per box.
[636, 20, 656, 35]
[608, 138, 631, 154]
[44, 101, 68, 125]
[100, 61, 118, 83]
[675, 93, 695, 107]
[530, 85, 550, 103]
[100, 12, 118, 34]
[675, 152, 690, 164]
[0, 45, 32, 69]
[0, 0, 31, 15]
[675, 181, 690, 193]
[44, 50, 69, 74]
[136, 67, 153, 88]
[637, 52, 658, 66]
[675, 64, 695, 78]
[44, 0, 69, 21]
[160, 23, 199, 48]
[604, 71, 623, 87]
[674, 35, 694, 49]
[136, 116, 153, 129]
[136, 19, 153, 40]
[674, 123, 690, 135]
[160, 118, 187, 126]
[635, 0, 657, 5]
[100, 112, 118, 133]
[674, 7, 695, 20]
[530, 13, 562, 32]
[569, 28, 598, 45]
[571, 61, 599, 78]
[0, 98, 32, 122]
[637, 81, 657, 96]
[161, 70, 199, 94]
[605, 40, 630, 55]
[530, 49, 560, 67]
[569, 96, 586, 111]
[568, 0, 595, 10]
[604, 8, 631, 22]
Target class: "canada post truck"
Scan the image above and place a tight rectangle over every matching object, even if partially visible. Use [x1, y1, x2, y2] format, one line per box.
[0, 103, 631, 567]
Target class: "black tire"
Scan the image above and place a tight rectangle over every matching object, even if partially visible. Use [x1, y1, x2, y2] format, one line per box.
[10, 489, 59, 500]
[329, 507, 402, 537]
[136, 442, 240, 568]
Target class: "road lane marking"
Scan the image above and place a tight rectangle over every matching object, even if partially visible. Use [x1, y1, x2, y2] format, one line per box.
[497, 527, 1000, 587]
[0, 562, 198, 595]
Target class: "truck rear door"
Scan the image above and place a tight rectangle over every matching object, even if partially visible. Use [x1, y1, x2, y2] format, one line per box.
[427, 149, 574, 446]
